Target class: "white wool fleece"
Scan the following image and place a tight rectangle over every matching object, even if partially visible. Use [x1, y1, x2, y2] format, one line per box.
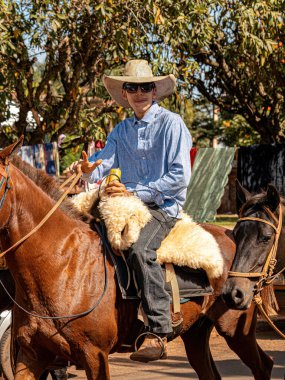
[71, 192, 224, 279]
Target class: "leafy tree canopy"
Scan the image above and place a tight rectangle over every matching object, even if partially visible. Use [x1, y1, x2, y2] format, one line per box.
[150, 0, 285, 143]
[0, 0, 156, 148]
[0, 0, 284, 151]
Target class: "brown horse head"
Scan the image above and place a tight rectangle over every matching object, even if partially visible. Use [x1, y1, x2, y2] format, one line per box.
[222, 180, 285, 310]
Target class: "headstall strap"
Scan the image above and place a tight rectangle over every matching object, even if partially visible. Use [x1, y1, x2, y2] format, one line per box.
[228, 204, 285, 339]
[0, 165, 8, 179]
[0, 164, 11, 210]
[228, 204, 283, 280]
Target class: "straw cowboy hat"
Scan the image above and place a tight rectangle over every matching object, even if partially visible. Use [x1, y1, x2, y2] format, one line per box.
[103, 59, 176, 108]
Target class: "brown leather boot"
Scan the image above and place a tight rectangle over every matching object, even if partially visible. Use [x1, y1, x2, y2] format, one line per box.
[130, 335, 167, 363]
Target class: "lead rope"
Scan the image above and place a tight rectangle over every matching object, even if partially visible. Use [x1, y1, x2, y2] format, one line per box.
[253, 294, 285, 339]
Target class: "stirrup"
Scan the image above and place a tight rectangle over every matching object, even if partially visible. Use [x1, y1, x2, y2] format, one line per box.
[134, 331, 167, 359]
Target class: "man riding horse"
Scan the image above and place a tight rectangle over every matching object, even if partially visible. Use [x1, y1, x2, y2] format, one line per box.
[75, 59, 192, 362]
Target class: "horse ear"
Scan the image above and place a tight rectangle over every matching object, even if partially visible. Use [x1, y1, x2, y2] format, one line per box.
[236, 180, 252, 214]
[0, 136, 24, 162]
[266, 184, 280, 212]
[236, 179, 251, 205]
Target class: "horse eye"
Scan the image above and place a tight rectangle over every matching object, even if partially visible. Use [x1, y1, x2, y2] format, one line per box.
[259, 235, 271, 243]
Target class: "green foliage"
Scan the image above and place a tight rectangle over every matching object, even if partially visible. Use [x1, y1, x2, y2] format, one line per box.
[0, 0, 155, 148]
[150, 0, 285, 143]
[219, 114, 261, 147]
[190, 98, 261, 147]
[190, 98, 218, 147]
[60, 142, 83, 172]
[161, 94, 194, 128]
[0, 0, 284, 157]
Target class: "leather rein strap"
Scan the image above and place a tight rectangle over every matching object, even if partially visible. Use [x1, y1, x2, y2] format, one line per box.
[0, 165, 82, 258]
[0, 165, 109, 320]
[228, 204, 285, 339]
[254, 293, 285, 339]
[0, 163, 11, 210]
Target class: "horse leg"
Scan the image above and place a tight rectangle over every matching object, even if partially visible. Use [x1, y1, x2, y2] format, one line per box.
[181, 317, 221, 380]
[82, 346, 110, 380]
[220, 330, 273, 380]
[212, 302, 273, 380]
[14, 347, 50, 380]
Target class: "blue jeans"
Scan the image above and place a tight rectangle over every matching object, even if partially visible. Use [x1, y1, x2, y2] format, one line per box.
[127, 205, 177, 335]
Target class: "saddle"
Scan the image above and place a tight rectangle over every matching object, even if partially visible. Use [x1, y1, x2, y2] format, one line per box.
[93, 221, 213, 302]
[72, 191, 223, 323]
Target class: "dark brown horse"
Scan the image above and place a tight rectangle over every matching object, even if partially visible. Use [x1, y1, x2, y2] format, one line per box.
[0, 139, 273, 379]
[223, 181, 285, 311]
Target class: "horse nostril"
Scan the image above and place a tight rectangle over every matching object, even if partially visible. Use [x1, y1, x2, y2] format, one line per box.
[231, 287, 244, 304]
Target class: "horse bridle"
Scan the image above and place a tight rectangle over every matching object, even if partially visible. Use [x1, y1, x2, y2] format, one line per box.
[228, 203, 285, 339]
[0, 162, 83, 258]
[228, 204, 283, 284]
[0, 161, 12, 210]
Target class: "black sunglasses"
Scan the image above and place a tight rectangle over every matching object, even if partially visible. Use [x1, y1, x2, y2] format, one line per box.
[123, 82, 155, 93]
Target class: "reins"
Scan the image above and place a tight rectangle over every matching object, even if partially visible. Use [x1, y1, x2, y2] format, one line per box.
[0, 163, 109, 320]
[0, 240, 108, 320]
[228, 204, 285, 339]
[253, 293, 285, 339]
[0, 169, 82, 258]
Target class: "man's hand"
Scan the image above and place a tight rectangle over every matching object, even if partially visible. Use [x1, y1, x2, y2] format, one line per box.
[79, 151, 102, 174]
[67, 151, 102, 175]
[105, 181, 132, 197]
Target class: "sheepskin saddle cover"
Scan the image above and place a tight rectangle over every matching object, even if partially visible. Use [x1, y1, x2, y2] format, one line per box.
[71, 190, 224, 279]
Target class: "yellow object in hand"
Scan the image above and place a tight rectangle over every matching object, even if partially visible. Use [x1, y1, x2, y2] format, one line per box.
[106, 168, 121, 184]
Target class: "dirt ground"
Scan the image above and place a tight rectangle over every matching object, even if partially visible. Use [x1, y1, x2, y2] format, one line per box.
[66, 327, 285, 379]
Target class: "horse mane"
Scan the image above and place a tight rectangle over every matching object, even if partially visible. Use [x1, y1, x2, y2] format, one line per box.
[240, 191, 268, 215]
[241, 190, 285, 215]
[11, 155, 92, 223]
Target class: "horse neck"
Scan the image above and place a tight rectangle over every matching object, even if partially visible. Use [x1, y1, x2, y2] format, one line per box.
[2, 166, 82, 270]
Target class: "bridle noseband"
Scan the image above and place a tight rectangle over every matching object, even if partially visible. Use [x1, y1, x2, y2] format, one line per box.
[228, 204, 282, 283]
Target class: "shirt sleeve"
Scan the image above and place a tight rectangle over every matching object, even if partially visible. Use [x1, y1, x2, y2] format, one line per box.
[83, 128, 119, 184]
[134, 116, 192, 205]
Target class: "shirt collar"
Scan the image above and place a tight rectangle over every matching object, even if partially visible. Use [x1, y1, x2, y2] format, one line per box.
[132, 102, 160, 126]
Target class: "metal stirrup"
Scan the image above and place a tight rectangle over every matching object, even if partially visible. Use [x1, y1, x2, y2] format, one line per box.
[134, 331, 166, 359]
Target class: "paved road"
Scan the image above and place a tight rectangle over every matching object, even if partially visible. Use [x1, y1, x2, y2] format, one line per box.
[66, 330, 285, 379]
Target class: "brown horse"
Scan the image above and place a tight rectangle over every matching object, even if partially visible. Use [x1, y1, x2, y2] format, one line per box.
[0, 139, 273, 380]
[222, 181, 285, 311]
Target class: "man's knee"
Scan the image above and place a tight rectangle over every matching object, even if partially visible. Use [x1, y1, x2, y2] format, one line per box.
[127, 245, 146, 266]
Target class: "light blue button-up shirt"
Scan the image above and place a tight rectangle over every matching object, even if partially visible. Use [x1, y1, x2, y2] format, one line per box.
[86, 102, 192, 218]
